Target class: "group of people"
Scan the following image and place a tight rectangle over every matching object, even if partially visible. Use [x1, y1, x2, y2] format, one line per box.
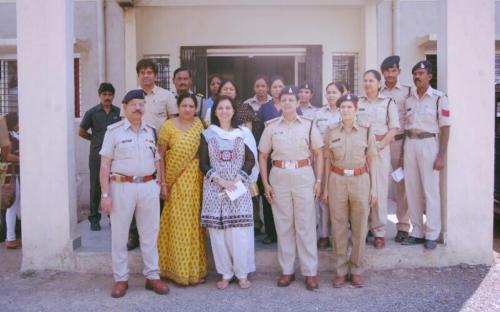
[79, 55, 450, 298]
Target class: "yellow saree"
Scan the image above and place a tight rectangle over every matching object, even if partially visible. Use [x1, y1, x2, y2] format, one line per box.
[157, 118, 207, 285]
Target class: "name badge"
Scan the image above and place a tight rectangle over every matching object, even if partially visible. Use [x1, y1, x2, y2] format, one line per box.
[272, 131, 284, 136]
[121, 139, 132, 144]
[358, 108, 366, 111]
[332, 138, 341, 143]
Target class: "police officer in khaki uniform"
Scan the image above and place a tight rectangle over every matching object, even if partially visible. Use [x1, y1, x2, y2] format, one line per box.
[100, 89, 169, 298]
[123, 59, 178, 250]
[322, 94, 378, 288]
[314, 82, 345, 249]
[379, 56, 412, 242]
[357, 70, 400, 249]
[401, 60, 450, 250]
[259, 85, 324, 291]
[172, 67, 206, 118]
[298, 82, 317, 118]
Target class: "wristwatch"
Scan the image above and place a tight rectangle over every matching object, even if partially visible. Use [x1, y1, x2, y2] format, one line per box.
[101, 193, 109, 199]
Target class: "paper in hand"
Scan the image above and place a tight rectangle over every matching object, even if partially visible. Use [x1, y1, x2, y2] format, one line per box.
[391, 167, 404, 183]
[225, 180, 247, 201]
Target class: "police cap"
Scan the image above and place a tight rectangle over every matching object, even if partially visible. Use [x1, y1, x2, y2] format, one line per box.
[122, 89, 145, 104]
[412, 60, 433, 74]
[279, 85, 299, 98]
[336, 93, 359, 108]
[299, 82, 313, 92]
[380, 55, 400, 71]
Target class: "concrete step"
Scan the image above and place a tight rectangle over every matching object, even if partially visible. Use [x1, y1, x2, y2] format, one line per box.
[73, 219, 450, 275]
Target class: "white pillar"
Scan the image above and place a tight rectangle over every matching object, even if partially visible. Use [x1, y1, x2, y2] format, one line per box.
[124, 7, 137, 90]
[17, 0, 79, 270]
[438, 0, 494, 264]
[364, 2, 378, 70]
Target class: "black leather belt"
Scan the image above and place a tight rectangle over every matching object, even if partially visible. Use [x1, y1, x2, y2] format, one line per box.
[394, 133, 405, 141]
[406, 131, 436, 139]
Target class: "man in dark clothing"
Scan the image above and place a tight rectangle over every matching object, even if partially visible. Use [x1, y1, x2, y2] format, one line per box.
[79, 82, 121, 231]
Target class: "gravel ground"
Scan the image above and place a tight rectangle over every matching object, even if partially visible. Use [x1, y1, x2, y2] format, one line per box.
[1, 217, 499, 312]
[0, 250, 499, 312]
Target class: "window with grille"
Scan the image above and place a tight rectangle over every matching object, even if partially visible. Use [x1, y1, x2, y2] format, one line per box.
[144, 55, 171, 90]
[0, 60, 18, 115]
[0, 58, 81, 117]
[495, 54, 500, 83]
[332, 53, 358, 95]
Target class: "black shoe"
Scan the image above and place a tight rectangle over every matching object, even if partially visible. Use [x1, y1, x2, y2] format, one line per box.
[262, 236, 277, 244]
[394, 231, 409, 243]
[317, 237, 331, 250]
[401, 236, 426, 245]
[90, 220, 101, 231]
[365, 231, 374, 243]
[424, 239, 438, 250]
[254, 228, 263, 236]
[127, 236, 140, 250]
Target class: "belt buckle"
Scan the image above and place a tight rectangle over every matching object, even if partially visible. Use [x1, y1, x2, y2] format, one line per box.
[344, 169, 354, 177]
[132, 176, 144, 183]
[284, 160, 296, 169]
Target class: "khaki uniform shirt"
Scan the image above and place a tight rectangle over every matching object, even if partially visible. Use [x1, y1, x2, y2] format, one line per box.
[405, 86, 451, 133]
[314, 106, 342, 138]
[357, 94, 400, 136]
[299, 103, 317, 119]
[0, 116, 10, 148]
[325, 121, 377, 169]
[100, 119, 160, 177]
[380, 83, 411, 132]
[244, 95, 272, 112]
[143, 86, 178, 132]
[120, 85, 178, 132]
[259, 115, 323, 161]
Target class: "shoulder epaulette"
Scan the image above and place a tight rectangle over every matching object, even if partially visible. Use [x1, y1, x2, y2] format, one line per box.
[265, 116, 280, 126]
[106, 120, 124, 131]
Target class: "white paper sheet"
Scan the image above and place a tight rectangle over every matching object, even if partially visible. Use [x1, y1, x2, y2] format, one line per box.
[391, 167, 405, 183]
[225, 180, 247, 201]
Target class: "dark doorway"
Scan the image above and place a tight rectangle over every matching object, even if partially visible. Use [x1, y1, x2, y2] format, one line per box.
[181, 45, 322, 106]
[207, 56, 296, 101]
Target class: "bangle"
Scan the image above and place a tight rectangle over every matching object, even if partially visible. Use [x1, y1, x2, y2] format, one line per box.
[316, 179, 321, 183]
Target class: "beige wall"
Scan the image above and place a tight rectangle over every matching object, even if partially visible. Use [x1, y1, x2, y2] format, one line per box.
[135, 5, 364, 96]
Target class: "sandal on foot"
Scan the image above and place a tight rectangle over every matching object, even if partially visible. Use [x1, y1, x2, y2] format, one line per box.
[238, 278, 252, 289]
[216, 279, 230, 290]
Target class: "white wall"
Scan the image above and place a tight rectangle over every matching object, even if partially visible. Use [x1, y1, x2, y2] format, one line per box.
[135, 5, 364, 99]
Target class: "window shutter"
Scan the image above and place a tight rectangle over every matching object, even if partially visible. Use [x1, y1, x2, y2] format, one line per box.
[180, 47, 207, 96]
[305, 45, 323, 107]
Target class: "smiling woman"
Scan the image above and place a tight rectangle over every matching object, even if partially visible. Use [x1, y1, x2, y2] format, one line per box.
[200, 95, 257, 290]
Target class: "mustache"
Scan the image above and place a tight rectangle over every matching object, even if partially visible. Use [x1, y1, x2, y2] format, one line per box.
[414, 78, 421, 83]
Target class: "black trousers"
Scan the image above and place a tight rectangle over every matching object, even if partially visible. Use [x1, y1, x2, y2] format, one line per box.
[258, 159, 276, 239]
[88, 155, 102, 222]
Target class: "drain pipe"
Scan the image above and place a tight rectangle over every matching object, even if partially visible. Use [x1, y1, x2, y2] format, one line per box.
[392, 0, 400, 55]
[97, 0, 106, 82]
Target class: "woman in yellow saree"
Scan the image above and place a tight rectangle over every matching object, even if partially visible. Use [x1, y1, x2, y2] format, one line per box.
[157, 93, 207, 286]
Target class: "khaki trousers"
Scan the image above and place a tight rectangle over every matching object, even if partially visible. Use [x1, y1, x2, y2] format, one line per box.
[369, 145, 391, 237]
[110, 180, 160, 281]
[390, 138, 410, 232]
[404, 137, 441, 240]
[328, 172, 370, 276]
[269, 166, 318, 276]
